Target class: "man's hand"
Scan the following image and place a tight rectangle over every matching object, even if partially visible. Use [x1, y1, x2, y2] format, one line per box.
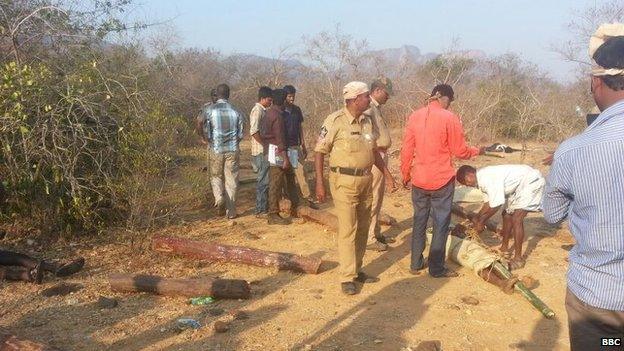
[385, 175, 399, 193]
[316, 180, 326, 203]
[478, 147, 486, 155]
[282, 156, 291, 170]
[472, 218, 485, 233]
[301, 145, 307, 160]
[542, 153, 554, 166]
[402, 178, 411, 190]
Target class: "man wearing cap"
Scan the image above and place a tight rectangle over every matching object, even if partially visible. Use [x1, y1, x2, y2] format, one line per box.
[400, 84, 483, 278]
[315, 81, 397, 295]
[542, 23, 624, 351]
[364, 77, 395, 252]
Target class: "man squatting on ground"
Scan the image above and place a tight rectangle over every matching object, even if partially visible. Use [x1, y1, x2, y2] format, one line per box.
[249, 86, 273, 217]
[364, 77, 396, 252]
[456, 164, 545, 270]
[261, 88, 301, 225]
[314, 81, 397, 295]
[200, 84, 245, 219]
[543, 23, 624, 351]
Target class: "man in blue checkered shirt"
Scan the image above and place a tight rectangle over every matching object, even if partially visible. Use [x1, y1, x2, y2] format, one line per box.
[200, 83, 245, 219]
[543, 24, 624, 351]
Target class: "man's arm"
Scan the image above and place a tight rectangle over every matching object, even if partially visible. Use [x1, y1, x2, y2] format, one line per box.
[448, 115, 482, 159]
[274, 111, 290, 169]
[237, 111, 245, 141]
[473, 202, 500, 233]
[300, 124, 307, 159]
[315, 152, 326, 202]
[399, 115, 415, 187]
[195, 111, 208, 144]
[374, 150, 398, 192]
[542, 153, 573, 224]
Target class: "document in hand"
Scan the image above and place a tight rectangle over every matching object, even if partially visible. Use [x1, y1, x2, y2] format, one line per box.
[268, 144, 298, 168]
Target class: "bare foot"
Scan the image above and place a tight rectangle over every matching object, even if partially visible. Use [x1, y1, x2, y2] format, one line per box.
[508, 257, 526, 270]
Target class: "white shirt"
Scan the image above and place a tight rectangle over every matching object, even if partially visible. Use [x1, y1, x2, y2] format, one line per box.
[249, 102, 266, 156]
[476, 164, 536, 208]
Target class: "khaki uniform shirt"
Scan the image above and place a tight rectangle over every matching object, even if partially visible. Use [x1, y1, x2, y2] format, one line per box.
[314, 108, 376, 169]
[364, 98, 391, 150]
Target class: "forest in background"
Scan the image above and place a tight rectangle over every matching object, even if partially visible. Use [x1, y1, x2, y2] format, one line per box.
[1, 0, 622, 235]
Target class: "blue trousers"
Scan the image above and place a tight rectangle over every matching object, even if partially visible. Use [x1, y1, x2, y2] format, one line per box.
[410, 178, 455, 276]
[252, 154, 269, 214]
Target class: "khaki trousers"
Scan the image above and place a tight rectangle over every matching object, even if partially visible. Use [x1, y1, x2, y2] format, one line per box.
[367, 153, 387, 244]
[329, 171, 373, 282]
[209, 150, 239, 218]
[292, 146, 311, 199]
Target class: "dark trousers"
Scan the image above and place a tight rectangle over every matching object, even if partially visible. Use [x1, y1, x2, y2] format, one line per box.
[410, 179, 454, 276]
[566, 288, 624, 351]
[268, 166, 300, 214]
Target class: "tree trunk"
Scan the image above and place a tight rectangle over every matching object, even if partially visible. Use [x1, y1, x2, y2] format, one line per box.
[108, 273, 250, 299]
[152, 236, 322, 274]
[0, 331, 61, 351]
[293, 206, 338, 232]
[451, 203, 501, 235]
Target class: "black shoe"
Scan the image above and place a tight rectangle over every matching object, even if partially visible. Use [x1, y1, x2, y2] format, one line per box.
[355, 272, 379, 284]
[306, 198, 319, 210]
[378, 236, 396, 244]
[341, 282, 357, 295]
[267, 213, 289, 225]
[430, 269, 459, 278]
[366, 241, 388, 252]
[56, 257, 85, 277]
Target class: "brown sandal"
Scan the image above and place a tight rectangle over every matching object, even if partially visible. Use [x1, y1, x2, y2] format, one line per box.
[508, 257, 526, 271]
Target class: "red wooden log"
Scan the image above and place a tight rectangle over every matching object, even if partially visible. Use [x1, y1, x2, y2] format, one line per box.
[0, 331, 61, 351]
[451, 203, 501, 234]
[152, 237, 322, 274]
[108, 273, 250, 299]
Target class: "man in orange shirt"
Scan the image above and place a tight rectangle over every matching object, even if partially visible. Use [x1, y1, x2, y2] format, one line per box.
[400, 84, 483, 277]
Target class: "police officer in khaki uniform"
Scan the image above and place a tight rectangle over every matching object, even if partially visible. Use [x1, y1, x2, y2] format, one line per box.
[314, 81, 397, 295]
[365, 77, 394, 252]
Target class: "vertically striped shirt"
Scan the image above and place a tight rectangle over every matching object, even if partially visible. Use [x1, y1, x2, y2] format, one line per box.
[542, 99, 624, 311]
[202, 99, 244, 154]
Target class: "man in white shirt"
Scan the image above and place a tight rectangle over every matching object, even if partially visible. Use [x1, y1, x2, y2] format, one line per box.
[249, 86, 273, 217]
[456, 164, 545, 270]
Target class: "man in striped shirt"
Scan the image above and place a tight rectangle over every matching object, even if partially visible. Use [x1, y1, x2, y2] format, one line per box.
[201, 83, 245, 219]
[542, 25, 624, 351]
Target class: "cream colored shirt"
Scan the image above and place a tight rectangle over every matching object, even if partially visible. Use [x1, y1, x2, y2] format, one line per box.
[249, 102, 266, 156]
[314, 108, 377, 169]
[365, 98, 392, 150]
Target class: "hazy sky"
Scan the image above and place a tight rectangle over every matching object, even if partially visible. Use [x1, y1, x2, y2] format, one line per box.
[129, 0, 605, 82]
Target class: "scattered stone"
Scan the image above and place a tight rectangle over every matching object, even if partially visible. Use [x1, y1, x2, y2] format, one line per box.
[309, 288, 323, 294]
[447, 304, 461, 311]
[228, 309, 249, 320]
[461, 296, 480, 306]
[414, 340, 442, 351]
[368, 300, 377, 305]
[26, 239, 35, 246]
[97, 296, 118, 309]
[41, 282, 84, 297]
[374, 339, 383, 344]
[313, 295, 322, 300]
[243, 232, 260, 240]
[302, 344, 313, 351]
[66, 298, 79, 305]
[214, 321, 230, 333]
[208, 308, 225, 316]
[393, 202, 403, 208]
[228, 220, 237, 227]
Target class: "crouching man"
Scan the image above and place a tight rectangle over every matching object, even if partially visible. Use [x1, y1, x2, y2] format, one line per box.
[456, 164, 545, 270]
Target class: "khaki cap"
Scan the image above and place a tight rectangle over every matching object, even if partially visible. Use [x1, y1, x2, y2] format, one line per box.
[343, 81, 369, 100]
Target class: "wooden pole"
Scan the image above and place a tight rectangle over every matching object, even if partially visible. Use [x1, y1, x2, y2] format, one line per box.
[152, 236, 322, 274]
[0, 331, 61, 351]
[108, 273, 251, 299]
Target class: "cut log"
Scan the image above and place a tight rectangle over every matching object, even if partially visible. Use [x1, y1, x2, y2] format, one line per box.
[294, 206, 338, 232]
[108, 273, 250, 299]
[152, 236, 322, 274]
[0, 331, 61, 351]
[451, 203, 501, 234]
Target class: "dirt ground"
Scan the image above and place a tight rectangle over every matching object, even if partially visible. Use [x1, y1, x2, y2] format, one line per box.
[0, 134, 574, 351]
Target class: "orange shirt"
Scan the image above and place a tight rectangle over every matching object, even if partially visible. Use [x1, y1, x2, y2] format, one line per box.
[400, 100, 479, 190]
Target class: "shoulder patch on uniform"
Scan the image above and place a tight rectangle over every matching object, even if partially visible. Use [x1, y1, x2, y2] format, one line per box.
[319, 126, 328, 138]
